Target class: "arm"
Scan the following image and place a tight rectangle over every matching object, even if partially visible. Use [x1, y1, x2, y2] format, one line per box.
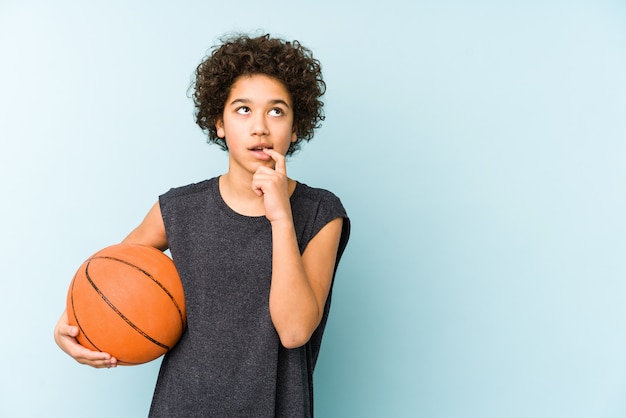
[269, 217, 343, 349]
[253, 149, 343, 348]
[54, 201, 168, 367]
[121, 201, 168, 249]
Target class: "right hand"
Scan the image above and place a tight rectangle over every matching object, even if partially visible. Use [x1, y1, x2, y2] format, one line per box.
[54, 310, 117, 368]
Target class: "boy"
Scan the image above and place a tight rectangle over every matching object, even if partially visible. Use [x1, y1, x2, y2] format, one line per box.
[55, 33, 350, 417]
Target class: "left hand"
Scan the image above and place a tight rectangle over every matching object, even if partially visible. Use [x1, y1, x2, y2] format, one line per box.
[252, 148, 293, 224]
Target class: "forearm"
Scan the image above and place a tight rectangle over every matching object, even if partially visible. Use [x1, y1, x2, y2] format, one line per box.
[268, 219, 321, 349]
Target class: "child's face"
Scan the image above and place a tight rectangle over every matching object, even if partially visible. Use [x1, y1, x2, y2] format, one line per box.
[216, 74, 296, 171]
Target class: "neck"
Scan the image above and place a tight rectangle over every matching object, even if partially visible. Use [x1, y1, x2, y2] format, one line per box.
[219, 172, 266, 216]
[220, 171, 255, 195]
[218, 171, 296, 217]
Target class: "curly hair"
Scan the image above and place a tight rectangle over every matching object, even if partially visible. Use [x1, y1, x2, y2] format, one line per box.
[192, 33, 326, 155]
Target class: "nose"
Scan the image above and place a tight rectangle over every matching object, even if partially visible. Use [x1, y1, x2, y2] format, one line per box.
[251, 112, 269, 136]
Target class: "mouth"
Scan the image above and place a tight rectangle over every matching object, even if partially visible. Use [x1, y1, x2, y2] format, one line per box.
[248, 144, 272, 151]
[248, 144, 273, 161]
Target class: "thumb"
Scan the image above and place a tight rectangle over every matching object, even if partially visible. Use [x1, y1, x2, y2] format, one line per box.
[67, 325, 79, 337]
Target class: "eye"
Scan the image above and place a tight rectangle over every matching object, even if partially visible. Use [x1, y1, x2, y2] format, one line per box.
[236, 106, 251, 115]
[269, 107, 284, 116]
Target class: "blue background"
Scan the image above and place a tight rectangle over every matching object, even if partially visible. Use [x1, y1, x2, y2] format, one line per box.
[1, 1, 625, 417]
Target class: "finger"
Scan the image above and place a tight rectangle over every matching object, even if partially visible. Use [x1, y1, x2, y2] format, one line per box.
[252, 168, 266, 196]
[252, 165, 279, 195]
[80, 348, 111, 361]
[96, 356, 118, 369]
[83, 357, 118, 369]
[262, 148, 286, 174]
[64, 325, 79, 338]
[252, 185, 264, 197]
[92, 356, 117, 368]
[76, 347, 118, 368]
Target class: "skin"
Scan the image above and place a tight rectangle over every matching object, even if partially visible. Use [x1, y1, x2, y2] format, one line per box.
[54, 74, 343, 368]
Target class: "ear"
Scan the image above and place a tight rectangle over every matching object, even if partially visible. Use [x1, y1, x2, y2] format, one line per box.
[216, 118, 225, 138]
[291, 126, 297, 143]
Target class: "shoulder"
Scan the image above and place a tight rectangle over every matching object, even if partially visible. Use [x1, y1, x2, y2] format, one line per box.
[292, 182, 351, 262]
[158, 178, 219, 220]
[291, 182, 350, 240]
[292, 182, 347, 214]
[160, 178, 217, 201]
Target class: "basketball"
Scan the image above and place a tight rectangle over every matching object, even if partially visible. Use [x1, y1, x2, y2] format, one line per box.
[66, 243, 187, 365]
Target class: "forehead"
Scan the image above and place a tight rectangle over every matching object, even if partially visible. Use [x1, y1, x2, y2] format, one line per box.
[227, 74, 292, 104]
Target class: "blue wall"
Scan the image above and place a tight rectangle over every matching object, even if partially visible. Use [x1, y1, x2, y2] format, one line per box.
[1, 1, 625, 417]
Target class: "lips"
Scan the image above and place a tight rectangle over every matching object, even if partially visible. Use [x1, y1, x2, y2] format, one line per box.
[249, 144, 273, 160]
[248, 143, 272, 151]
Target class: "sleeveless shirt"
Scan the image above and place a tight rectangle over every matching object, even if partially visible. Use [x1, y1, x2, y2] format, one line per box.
[149, 177, 350, 417]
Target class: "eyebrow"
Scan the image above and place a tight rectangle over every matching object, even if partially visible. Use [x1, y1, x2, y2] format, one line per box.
[228, 98, 291, 108]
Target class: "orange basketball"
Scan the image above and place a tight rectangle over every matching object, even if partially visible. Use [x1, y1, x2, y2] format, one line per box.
[66, 243, 186, 365]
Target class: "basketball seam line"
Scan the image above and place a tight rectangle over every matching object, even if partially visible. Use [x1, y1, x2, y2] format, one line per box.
[70, 273, 105, 354]
[84, 257, 172, 352]
[92, 255, 186, 329]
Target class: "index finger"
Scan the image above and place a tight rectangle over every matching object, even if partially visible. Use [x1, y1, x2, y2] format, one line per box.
[263, 148, 286, 174]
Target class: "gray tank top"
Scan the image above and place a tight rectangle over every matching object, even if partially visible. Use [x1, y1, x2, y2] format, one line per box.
[149, 177, 350, 417]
